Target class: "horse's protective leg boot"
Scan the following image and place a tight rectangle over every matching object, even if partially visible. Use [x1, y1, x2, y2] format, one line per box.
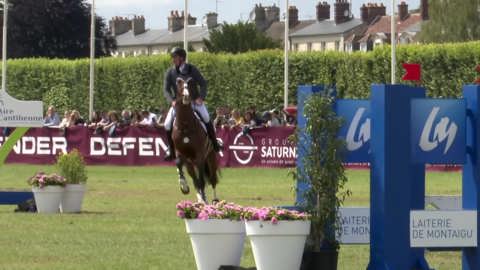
[164, 130, 176, 161]
[205, 121, 222, 152]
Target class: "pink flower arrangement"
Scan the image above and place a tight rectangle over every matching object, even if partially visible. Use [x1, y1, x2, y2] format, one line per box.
[176, 200, 309, 224]
[242, 207, 310, 224]
[28, 172, 66, 188]
[176, 200, 244, 221]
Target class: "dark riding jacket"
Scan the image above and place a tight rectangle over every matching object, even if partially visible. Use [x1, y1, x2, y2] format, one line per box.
[163, 63, 207, 103]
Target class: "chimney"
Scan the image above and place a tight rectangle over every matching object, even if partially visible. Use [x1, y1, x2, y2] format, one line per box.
[205, 12, 218, 29]
[132, 15, 146, 35]
[316, 2, 330, 21]
[188, 14, 197, 25]
[254, 4, 267, 31]
[361, 4, 368, 22]
[363, 3, 386, 24]
[109, 17, 132, 36]
[421, 0, 429, 20]
[288, 6, 299, 28]
[334, 0, 350, 24]
[398, 1, 409, 21]
[168, 10, 184, 32]
[265, 4, 280, 27]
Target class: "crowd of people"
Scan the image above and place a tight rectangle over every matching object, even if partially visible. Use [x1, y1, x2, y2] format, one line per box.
[212, 106, 297, 129]
[43, 105, 297, 132]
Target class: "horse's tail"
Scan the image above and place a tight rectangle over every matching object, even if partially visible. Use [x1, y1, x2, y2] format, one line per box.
[204, 151, 219, 188]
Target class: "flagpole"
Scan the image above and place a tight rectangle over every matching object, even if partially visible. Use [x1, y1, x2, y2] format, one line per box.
[2, 0, 8, 91]
[89, 0, 95, 121]
[184, 0, 188, 62]
[391, 0, 396, 84]
[284, 0, 289, 110]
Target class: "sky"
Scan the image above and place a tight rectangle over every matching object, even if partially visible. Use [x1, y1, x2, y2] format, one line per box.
[92, 0, 422, 30]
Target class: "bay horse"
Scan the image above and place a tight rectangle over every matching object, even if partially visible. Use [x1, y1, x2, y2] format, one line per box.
[173, 76, 219, 203]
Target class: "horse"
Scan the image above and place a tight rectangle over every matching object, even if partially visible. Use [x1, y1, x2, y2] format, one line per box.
[172, 76, 219, 204]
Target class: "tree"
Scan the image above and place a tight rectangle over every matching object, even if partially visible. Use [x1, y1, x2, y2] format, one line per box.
[0, 0, 115, 59]
[203, 21, 280, 54]
[419, 0, 480, 43]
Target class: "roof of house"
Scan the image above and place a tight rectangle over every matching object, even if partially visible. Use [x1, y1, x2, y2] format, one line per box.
[290, 18, 364, 37]
[115, 25, 210, 47]
[264, 20, 316, 41]
[358, 13, 422, 43]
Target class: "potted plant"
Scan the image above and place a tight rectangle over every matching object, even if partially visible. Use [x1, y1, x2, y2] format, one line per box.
[242, 207, 310, 270]
[177, 200, 245, 270]
[296, 90, 350, 270]
[28, 172, 66, 213]
[56, 149, 88, 213]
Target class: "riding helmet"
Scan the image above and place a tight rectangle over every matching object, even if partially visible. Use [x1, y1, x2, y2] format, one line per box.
[170, 47, 187, 59]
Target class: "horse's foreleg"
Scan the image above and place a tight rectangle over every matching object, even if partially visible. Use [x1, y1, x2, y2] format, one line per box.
[186, 163, 206, 204]
[176, 158, 189, 195]
[197, 163, 207, 203]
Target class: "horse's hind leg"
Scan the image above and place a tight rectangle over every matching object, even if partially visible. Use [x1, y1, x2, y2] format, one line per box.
[176, 158, 189, 195]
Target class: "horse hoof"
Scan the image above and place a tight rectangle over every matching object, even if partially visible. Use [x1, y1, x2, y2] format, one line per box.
[179, 178, 190, 195]
[180, 185, 190, 195]
[212, 198, 220, 204]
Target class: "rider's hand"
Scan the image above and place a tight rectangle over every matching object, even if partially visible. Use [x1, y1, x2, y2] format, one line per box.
[171, 101, 176, 107]
[195, 98, 204, 105]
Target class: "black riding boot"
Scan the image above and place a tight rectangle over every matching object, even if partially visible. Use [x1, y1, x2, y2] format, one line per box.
[205, 121, 222, 152]
[164, 130, 176, 161]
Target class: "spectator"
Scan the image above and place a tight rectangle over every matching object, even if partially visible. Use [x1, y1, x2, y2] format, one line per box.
[87, 111, 103, 129]
[103, 111, 120, 136]
[285, 114, 296, 126]
[268, 109, 282, 127]
[243, 111, 256, 128]
[213, 107, 228, 129]
[43, 106, 60, 127]
[156, 108, 168, 127]
[228, 109, 243, 127]
[131, 110, 144, 127]
[139, 110, 157, 127]
[283, 106, 297, 127]
[59, 110, 71, 128]
[68, 110, 85, 127]
[120, 110, 132, 127]
[247, 106, 262, 126]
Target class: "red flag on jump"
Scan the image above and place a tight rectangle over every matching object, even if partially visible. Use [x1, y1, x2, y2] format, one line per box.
[402, 63, 421, 81]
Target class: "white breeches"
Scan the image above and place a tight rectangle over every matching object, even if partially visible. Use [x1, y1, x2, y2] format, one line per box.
[164, 103, 210, 131]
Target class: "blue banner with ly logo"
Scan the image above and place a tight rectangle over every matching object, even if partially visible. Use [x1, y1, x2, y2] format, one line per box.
[411, 99, 466, 164]
[335, 100, 370, 163]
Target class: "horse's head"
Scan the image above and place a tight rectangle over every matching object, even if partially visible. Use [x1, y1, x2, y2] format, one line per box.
[176, 77, 194, 105]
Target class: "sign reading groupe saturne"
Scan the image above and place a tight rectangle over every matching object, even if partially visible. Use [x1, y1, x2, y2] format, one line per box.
[410, 210, 477, 247]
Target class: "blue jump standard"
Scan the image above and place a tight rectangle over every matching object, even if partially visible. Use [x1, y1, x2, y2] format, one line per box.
[296, 84, 480, 270]
[0, 191, 33, 204]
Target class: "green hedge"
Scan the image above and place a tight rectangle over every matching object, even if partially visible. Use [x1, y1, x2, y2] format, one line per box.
[3, 41, 480, 116]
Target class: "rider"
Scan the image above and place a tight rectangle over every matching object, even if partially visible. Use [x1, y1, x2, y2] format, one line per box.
[163, 47, 222, 161]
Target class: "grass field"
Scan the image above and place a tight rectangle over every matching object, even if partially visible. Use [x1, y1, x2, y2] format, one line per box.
[0, 165, 463, 270]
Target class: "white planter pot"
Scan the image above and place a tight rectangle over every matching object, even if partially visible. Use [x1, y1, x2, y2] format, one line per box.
[185, 219, 245, 270]
[60, 184, 86, 213]
[32, 186, 65, 214]
[245, 220, 311, 270]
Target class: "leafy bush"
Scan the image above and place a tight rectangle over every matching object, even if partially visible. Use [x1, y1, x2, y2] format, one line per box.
[56, 149, 88, 184]
[3, 42, 480, 116]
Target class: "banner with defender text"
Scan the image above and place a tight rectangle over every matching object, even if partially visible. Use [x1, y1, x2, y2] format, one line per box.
[0, 126, 297, 167]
